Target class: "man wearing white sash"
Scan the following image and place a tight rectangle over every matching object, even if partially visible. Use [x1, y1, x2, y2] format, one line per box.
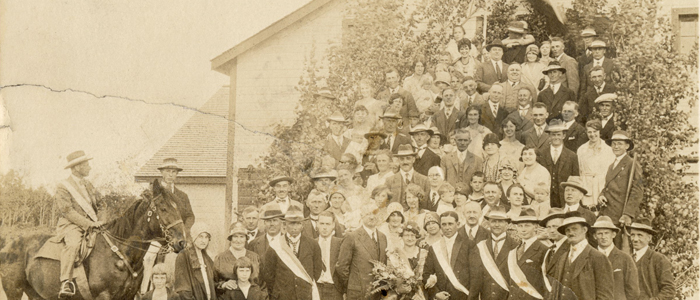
[423, 211, 471, 300]
[468, 206, 517, 300]
[262, 205, 323, 300]
[507, 208, 549, 300]
[54, 151, 104, 299]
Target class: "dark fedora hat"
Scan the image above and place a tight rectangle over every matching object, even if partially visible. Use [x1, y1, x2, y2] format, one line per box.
[485, 40, 506, 51]
[629, 217, 656, 234]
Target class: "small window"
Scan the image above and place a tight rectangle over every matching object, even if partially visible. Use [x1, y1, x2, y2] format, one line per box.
[673, 8, 699, 55]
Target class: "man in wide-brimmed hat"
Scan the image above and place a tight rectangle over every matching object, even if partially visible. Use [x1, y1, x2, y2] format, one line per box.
[262, 204, 323, 300]
[560, 176, 596, 225]
[247, 202, 286, 257]
[551, 211, 614, 300]
[308, 168, 337, 201]
[539, 208, 569, 274]
[475, 39, 510, 93]
[410, 124, 441, 176]
[576, 27, 599, 80]
[470, 207, 517, 300]
[54, 150, 104, 298]
[379, 109, 413, 154]
[581, 40, 620, 96]
[628, 217, 675, 299]
[592, 216, 640, 300]
[539, 120, 580, 208]
[549, 37, 580, 97]
[537, 61, 577, 120]
[383, 144, 430, 209]
[599, 130, 643, 247]
[262, 175, 303, 216]
[507, 208, 550, 299]
[324, 111, 350, 164]
[501, 21, 534, 64]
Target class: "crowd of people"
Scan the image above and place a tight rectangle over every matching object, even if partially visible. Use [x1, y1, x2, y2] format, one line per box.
[52, 21, 677, 300]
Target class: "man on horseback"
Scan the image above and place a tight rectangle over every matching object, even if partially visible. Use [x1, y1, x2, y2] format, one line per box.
[56, 151, 104, 298]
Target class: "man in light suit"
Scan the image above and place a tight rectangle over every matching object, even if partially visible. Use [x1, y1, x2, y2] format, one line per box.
[440, 129, 484, 188]
[432, 88, 461, 138]
[599, 131, 643, 247]
[54, 151, 104, 298]
[550, 37, 579, 97]
[629, 218, 675, 300]
[536, 119, 580, 208]
[580, 40, 620, 96]
[316, 211, 345, 300]
[579, 67, 617, 124]
[499, 64, 536, 113]
[508, 87, 535, 140]
[475, 40, 509, 93]
[379, 110, 413, 154]
[384, 144, 430, 209]
[410, 124, 441, 176]
[480, 85, 510, 135]
[423, 211, 472, 300]
[336, 203, 387, 300]
[537, 62, 577, 121]
[323, 111, 350, 164]
[560, 101, 588, 152]
[519, 103, 550, 153]
[552, 211, 614, 300]
[592, 216, 640, 300]
[376, 67, 419, 119]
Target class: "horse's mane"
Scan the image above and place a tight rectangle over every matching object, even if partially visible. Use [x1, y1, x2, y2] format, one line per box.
[104, 199, 149, 239]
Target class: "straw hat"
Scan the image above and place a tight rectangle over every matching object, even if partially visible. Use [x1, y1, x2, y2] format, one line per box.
[380, 110, 402, 120]
[484, 206, 510, 221]
[606, 130, 634, 151]
[512, 207, 539, 224]
[557, 211, 591, 234]
[628, 217, 656, 235]
[157, 158, 183, 172]
[580, 27, 597, 37]
[591, 216, 620, 232]
[409, 124, 434, 136]
[269, 175, 294, 187]
[544, 119, 567, 133]
[327, 111, 348, 123]
[311, 168, 338, 180]
[594, 93, 617, 104]
[542, 61, 567, 75]
[588, 40, 608, 49]
[64, 150, 93, 169]
[539, 207, 566, 227]
[560, 176, 589, 195]
[394, 144, 417, 157]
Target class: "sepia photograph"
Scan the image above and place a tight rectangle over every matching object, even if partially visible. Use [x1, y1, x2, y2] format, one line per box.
[0, 0, 698, 299]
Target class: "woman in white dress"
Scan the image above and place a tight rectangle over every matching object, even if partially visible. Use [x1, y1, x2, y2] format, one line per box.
[403, 184, 427, 230]
[576, 119, 616, 209]
[365, 150, 395, 194]
[499, 117, 525, 169]
[403, 56, 434, 98]
[458, 105, 492, 158]
[517, 146, 551, 202]
[521, 44, 546, 95]
[378, 202, 406, 251]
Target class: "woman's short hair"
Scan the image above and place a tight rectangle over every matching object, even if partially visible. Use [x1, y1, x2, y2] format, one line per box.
[371, 185, 393, 202]
[506, 183, 525, 197]
[406, 183, 426, 201]
[412, 55, 427, 70]
[232, 257, 255, 280]
[520, 146, 537, 158]
[374, 149, 393, 162]
[151, 263, 169, 278]
[465, 105, 482, 117]
[354, 104, 369, 113]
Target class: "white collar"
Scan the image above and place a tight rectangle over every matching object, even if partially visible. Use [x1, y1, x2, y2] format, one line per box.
[492, 60, 502, 66]
[489, 100, 499, 107]
[593, 57, 605, 64]
[508, 80, 519, 86]
[564, 119, 575, 129]
[550, 144, 563, 152]
[634, 245, 649, 261]
[615, 152, 627, 162]
[598, 244, 615, 257]
[401, 169, 415, 180]
[492, 232, 507, 241]
[564, 203, 580, 211]
[363, 225, 377, 238]
[519, 104, 531, 111]
[551, 82, 561, 89]
[554, 237, 567, 250]
[522, 236, 538, 252]
[266, 233, 279, 243]
[595, 82, 606, 91]
[602, 113, 613, 122]
[465, 224, 479, 233]
[286, 233, 301, 243]
[556, 53, 565, 60]
[569, 238, 589, 261]
[444, 233, 458, 244]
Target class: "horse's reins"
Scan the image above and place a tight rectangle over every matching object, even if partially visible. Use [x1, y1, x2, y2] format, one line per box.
[99, 198, 184, 278]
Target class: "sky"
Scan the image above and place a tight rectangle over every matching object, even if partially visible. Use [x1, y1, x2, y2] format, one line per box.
[0, 0, 312, 190]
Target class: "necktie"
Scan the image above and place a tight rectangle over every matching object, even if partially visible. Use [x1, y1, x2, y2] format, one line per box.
[495, 62, 502, 80]
[247, 231, 255, 241]
[546, 244, 557, 264]
[613, 157, 621, 169]
[320, 237, 329, 267]
[595, 60, 601, 67]
[492, 104, 498, 117]
[287, 236, 299, 256]
[387, 136, 394, 150]
[536, 126, 542, 137]
[568, 247, 576, 263]
[493, 236, 505, 258]
[511, 81, 516, 87]
[632, 252, 637, 261]
[468, 228, 475, 240]
[517, 241, 526, 260]
[553, 148, 560, 164]
[405, 175, 410, 185]
[432, 192, 438, 205]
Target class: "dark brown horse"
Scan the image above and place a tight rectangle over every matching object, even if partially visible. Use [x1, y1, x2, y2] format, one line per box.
[0, 180, 187, 300]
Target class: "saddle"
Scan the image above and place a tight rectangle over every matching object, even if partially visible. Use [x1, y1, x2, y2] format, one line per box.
[36, 227, 98, 264]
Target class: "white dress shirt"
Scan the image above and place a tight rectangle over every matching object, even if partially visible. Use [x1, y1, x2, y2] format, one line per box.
[550, 82, 562, 94]
[522, 236, 539, 253]
[444, 234, 458, 260]
[592, 57, 605, 67]
[598, 244, 615, 257]
[286, 233, 301, 254]
[564, 203, 580, 212]
[317, 236, 334, 283]
[519, 105, 530, 117]
[401, 169, 415, 183]
[535, 124, 546, 137]
[601, 113, 613, 128]
[564, 119, 575, 129]
[633, 245, 649, 262]
[492, 233, 507, 253]
[568, 239, 589, 262]
[275, 197, 291, 213]
[595, 81, 607, 94]
[266, 233, 279, 244]
[464, 224, 479, 238]
[550, 144, 563, 163]
[613, 152, 627, 169]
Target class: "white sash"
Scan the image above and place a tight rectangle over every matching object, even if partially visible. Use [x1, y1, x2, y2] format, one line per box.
[269, 238, 320, 300]
[541, 249, 553, 292]
[432, 238, 469, 296]
[476, 241, 509, 291]
[61, 179, 98, 221]
[507, 249, 543, 299]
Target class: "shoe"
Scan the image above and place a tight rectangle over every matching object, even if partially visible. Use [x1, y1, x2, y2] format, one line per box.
[59, 280, 76, 298]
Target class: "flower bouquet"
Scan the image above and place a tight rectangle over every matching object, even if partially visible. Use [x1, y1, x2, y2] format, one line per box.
[368, 257, 424, 300]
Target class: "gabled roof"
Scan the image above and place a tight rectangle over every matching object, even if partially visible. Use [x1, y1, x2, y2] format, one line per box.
[134, 87, 229, 181]
[211, 0, 333, 74]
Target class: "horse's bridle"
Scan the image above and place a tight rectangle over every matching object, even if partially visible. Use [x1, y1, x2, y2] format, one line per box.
[101, 196, 184, 278]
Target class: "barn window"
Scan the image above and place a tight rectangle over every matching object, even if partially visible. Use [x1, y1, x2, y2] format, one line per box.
[672, 8, 699, 55]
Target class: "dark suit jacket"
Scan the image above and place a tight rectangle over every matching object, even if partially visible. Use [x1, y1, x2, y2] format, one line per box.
[432, 107, 461, 138]
[507, 240, 549, 300]
[324, 236, 345, 294]
[475, 59, 509, 93]
[580, 57, 620, 95]
[545, 241, 570, 276]
[323, 135, 350, 164]
[381, 132, 414, 154]
[247, 235, 271, 258]
[599, 114, 617, 141]
[537, 85, 576, 121]
[440, 150, 484, 188]
[301, 219, 345, 240]
[578, 82, 617, 123]
[599, 154, 643, 225]
[262, 235, 323, 300]
[384, 171, 430, 209]
[377, 86, 419, 120]
[499, 81, 537, 113]
[423, 236, 473, 300]
[576, 52, 593, 94]
[468, 236, 519, 300]
[480, 102, 509, 136]
[507, 109, 534, 141]
[566, 205, 597, 247]
[537, 146, 580, 208]
[457, 225, 490, 244]
[563, 122, 588, 152]
[636, 249, 675, 300]
[520, 126, 550, 154]
[414, 147, 441, 176]
[552, 244, 614, 300]
[460, 93, 485, 111]
[335, 228, 387, 300]
[606, 246, 640, 300]
[557, 54, 579, 97]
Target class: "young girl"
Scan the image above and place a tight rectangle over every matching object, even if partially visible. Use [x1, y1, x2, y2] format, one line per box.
[453, 182, 470, 222]
[139, 263, 176, 300]
[220, 257, 266, 300]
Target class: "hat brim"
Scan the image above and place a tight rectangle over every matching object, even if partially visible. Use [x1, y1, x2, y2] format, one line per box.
[512, 217, 539, 224]
[508, 27, 525, 34]
[284, 216, 307, 222]
[592, 224, 620, 232]
[260, 213, 284, 220]
[544, 126, 567, 133]
[269, 177, 295, 187]
[628, 224, 656, 235]
[312, 174, 337, 180]
[65, 156, 93, 169]
[410, 129, 434, 136]
[486, 44, 505, 51]
[542, 67, 567, 75]
[557, 220, 590, 234]
[484, 215, 511, 222]
[394, 151, 418, 157]
[539, 213, 566, 227]
[227, 231, 247, 240]
[157, 166, 184, 172]
[605, 138, 634, 151]
[560, 182, 588, 195]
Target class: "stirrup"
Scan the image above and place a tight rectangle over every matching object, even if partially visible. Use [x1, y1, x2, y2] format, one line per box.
[59, 280, 76, 298]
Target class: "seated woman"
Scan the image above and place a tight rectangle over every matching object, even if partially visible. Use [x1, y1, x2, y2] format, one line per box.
[214, 222, 262, 293]
[219, 257, 266, 300]
[404, 184, 427, 230]
[174, 222, 218, 300]
[139, 263, 177, 300]
[378, 202, 407, 251]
